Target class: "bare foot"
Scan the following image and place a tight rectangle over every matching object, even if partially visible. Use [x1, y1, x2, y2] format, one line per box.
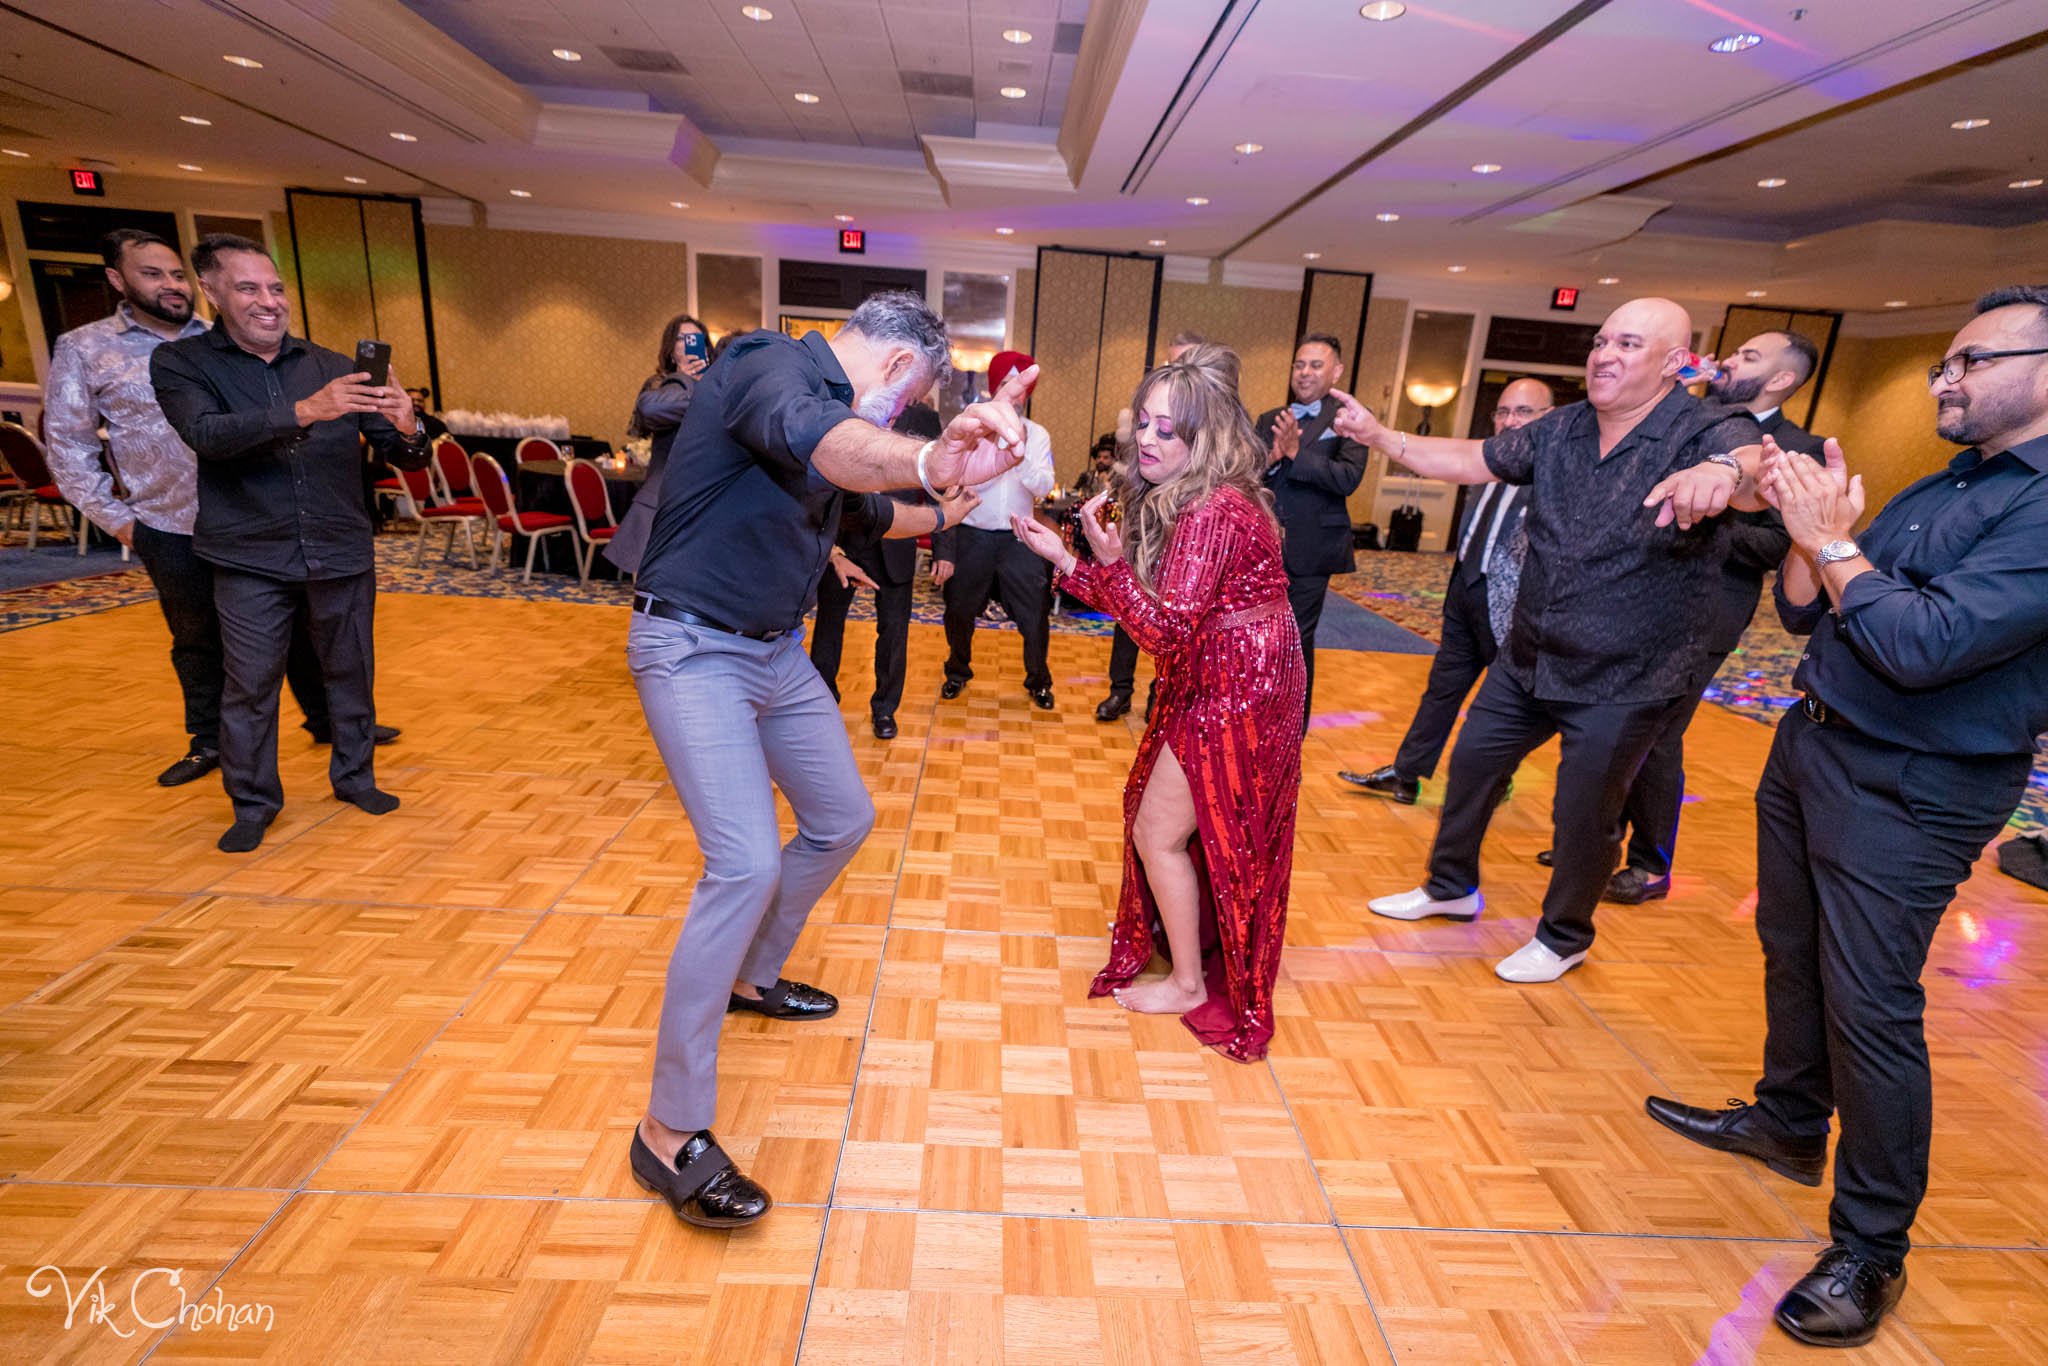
[1111, 976, 1207, 1014]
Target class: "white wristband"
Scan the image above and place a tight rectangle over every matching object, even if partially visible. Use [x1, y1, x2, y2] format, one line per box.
[915, 440, 941, 499]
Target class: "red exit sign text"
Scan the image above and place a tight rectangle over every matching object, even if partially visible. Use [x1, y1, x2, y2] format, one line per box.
[1550, 286, 1580, 311]
[838, 228, 866, 254]
[70, 168, 105, 197]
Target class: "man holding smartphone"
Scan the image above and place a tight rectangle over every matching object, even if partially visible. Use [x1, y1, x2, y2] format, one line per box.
[151, 233, 430, 853]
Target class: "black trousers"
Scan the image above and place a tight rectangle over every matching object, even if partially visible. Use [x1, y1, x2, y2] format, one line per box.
[943, 524, 1051, 691]
[130, 524, 333, 750]
[1753, 711, 2028, 1265]
[212, 566, 379, 820]
[810, 567, 913, 719]
[1107, 625, 1139, 697]
[1286, 572, 1329, 723]
[1393, 569, 1497, 781]
[1424, 667, 1685, 956]
[1617, 649, 1730, 876]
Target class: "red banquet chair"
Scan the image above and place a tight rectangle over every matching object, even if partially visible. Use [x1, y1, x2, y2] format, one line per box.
[514, 436, 562, 465]
[470, 451, 573, 582]
[562, 457, 619, 584]
[396, 463, 484, 568]
[0, 421, 81, 551]
[432, 436, 474, 498]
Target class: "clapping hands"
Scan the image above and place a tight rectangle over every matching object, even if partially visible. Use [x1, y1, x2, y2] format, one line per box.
[1762, 435, 1863, 554]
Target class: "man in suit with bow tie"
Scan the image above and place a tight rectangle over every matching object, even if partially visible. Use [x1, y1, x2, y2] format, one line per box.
[1253, 333, 1373, 723]
[1339, 377, 1555, 802]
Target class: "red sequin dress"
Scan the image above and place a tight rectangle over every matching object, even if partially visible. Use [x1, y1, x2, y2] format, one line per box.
[1061, 485, 1306, 1061]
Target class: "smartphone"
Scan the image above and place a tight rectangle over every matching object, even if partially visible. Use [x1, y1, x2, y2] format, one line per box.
[681, 331, 710, 363]
[353, 339, 392, 388]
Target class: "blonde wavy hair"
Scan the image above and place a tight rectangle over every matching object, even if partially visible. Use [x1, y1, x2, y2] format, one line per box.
[1114, 343, 1278, 589]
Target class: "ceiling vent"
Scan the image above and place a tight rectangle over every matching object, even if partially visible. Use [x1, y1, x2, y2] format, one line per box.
[1903, 166, 2004, 187]
[1053, 23, 1086, 55]
[602, 46, 687, 74]
[901, 70, 975, 99]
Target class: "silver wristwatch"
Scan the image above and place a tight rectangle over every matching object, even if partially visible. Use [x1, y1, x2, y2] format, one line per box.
[1701, 451, 1742, 480]
[1815, 538, 1861, 566]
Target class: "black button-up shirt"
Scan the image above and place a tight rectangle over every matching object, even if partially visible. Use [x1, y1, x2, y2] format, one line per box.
[150, 322, 427, 580]
[638, 330, 894, 634]
[1483, 385, 1761, 704]
[1780, 432, 2048, 756]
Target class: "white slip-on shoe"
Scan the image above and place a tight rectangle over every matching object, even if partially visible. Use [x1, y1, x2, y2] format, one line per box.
[1367, 887, 1483, 922]
[1495, 938, 1588, 983]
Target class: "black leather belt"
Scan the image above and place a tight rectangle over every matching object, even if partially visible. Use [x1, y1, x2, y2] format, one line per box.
[632, 592, 788, 641]
[1801, 694, 1853, 729]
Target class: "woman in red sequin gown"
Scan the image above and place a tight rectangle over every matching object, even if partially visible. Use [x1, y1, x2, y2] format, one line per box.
[1014, 348, 1305, 1061]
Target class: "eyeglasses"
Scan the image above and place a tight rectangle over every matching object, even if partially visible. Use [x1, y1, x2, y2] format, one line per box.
[1927, 347, 2048, 386]
[1493, 405, 1549, 421]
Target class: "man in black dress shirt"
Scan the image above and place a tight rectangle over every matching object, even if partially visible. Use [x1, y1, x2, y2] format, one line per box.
[1339, 377, 1554, 802]
[1648, 286, 2048, 1349]
[1253, 333, 1372, 723]
[1595, 331, 1828, 902]
[152, 233, 429, 854]
[626, 292, 1033, 1230]
[1330, 298, 1769, 983]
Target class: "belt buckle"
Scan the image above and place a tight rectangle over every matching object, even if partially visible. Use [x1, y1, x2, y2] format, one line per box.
[632, 590, 658, 615]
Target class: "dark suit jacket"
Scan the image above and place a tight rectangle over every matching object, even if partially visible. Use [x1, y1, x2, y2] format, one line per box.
[1709, 408, 1826, 653]
[604, 373, 694, 575]
[1253, 401, 1371, 577]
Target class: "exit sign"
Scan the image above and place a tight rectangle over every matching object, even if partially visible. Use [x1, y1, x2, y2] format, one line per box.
[1550, 285, 1580, 311]
[838, 227, 865, 254]
[69, 168, 105, 197]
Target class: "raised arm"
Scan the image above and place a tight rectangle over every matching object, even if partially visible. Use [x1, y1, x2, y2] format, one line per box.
[808, 363, 1039, 494]
[1327, 390, 1496, 485]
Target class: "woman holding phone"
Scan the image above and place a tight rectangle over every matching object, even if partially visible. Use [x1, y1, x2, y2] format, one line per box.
[608, 313, 710, 575]
[1011, 345, 1306, 1061]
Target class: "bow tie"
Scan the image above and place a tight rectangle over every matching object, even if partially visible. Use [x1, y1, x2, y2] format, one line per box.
[1288, 400, 1321, 420]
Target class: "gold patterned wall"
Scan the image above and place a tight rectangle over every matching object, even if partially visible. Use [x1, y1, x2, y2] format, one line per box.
[281, 194, 432, 390]
[1029, 250, 1112, 471]
[424, 224, 689, 441]
[1714, 305, 1838, 429]
[1157, 278, 1301, 413]
[1807, 329, 1955, 522]
[1303, 273, 1368, 361]
[1011, 268, 1035, 352]
[0, 209, 33, 383]
[1089, 256, 1156, 459]
[1348, 293, 1408, 521]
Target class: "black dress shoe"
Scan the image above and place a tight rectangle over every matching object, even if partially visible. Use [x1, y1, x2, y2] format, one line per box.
[217, 814, 275, 854]
[1604, 867, 1671, 904]
[1774, 1245, 1906, 1348]
[1536, 849, 1554, 867]
[939, 679, 966, 700]
[872, 714, 897, 740]
[157, 748, 220, 787]
[629, 1129, 771, 1229]
[307, 724, 401, 745]
[1027, 685, 1055, 710]
[1643, 1096, 1826, 1186]
[727, 978, 839, 1021]
[1095, 692, 1132, 722]
[1337, 765, 1419, 805]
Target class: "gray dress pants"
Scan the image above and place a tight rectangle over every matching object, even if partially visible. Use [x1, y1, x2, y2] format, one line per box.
[628, 614, 876, 1132]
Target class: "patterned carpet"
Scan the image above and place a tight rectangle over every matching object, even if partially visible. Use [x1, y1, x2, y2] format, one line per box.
[5, 533, 2041, 832]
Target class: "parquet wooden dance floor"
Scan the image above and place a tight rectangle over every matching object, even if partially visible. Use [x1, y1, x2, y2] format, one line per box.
[2, 591, 2044, 1363]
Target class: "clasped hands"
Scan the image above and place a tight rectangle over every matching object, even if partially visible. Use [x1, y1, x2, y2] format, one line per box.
[1760, 435, 1863, 556]
[1013, 490, 1122, 577]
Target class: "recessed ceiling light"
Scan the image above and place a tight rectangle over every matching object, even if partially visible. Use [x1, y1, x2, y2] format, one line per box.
[1597, 276, 1620, 284]
[1359, 2, 1406, 19]
[1745, 289, 1768, 298]
[2011, 178, 2044, 189]
[1304, 252, 1322, 260]
[671, 200, 690, 209]
[552, 48, 582, 61]
[1002, 28, 1032, 43]
[995, 227, 1015, 235]
[1950, 117, 1990, 130]
[344, 175, 367, 184]
[509, 189, 532, 198]
[742, 5, 774, 19]
[390, 131, 418, 142]
[180, 115, 212, 126]
[1186, 196, 1209, 205]
[1708, 33, 1762, 53]
[1147, 238, 1166, 247]
[2, 148, 28, 158]
[794, 91, 821, 104]
[834, 213, 854, 222]
[1234, 141, 1264, 155]
[177, 163, 203, 172]
[1447, 264, 1467, 273]
[1885, 300, 1910, 308]
[1374, 212, 1400, 222]
[1471, 163, 1502, 174]
[1000, 86, 1028, 99]
[222, 54, 264, 69]
[1756, 176, 1788, 188]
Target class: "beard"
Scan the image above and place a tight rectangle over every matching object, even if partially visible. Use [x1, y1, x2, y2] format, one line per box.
[127, 287, 193, 326]
[1706, 372, 1765, 405]
[854, 370, 922, 428]
[1934, 391, 2022, 446]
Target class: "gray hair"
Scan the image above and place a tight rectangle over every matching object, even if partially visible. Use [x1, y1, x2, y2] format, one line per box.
[1976, 284, 2048, 342]
[844, 290, 952, 384]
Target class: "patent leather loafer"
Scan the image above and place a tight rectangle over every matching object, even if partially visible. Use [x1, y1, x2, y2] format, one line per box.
[1643, 1095, 1826, 1186]
[940, 679, 966, 700]
[727, 978, 839, 1021]
[630, 1129, 771, 1229]
[1535, 849, 1555, 867]
[1774, 1245, 1905, 1348]
[157, 748, 220, 787]
[1095, 692, 1132, 722]
[1338, 765, 1419, 805]
[1027, 685, 1055, 710]
[872, 714, 897, 740]
[1604, 867, 1671, 904]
